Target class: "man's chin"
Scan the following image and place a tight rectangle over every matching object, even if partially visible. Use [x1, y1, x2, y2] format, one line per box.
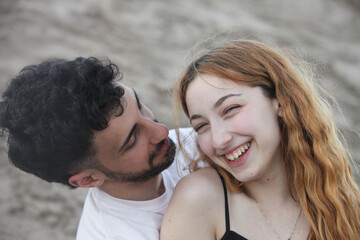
[131, 138, 176, 182]
[123, 157, 174, 183]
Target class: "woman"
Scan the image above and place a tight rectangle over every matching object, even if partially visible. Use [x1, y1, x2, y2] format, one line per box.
[160, 40, 360, 240]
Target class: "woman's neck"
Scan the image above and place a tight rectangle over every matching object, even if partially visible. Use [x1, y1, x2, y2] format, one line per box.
[243, 161, 291, 207]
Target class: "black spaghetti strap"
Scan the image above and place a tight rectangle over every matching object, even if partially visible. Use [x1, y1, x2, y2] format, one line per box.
[216, 170, 230, 232]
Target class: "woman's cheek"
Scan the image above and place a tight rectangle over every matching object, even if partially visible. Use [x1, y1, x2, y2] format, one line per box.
[198, 134, 213, 156]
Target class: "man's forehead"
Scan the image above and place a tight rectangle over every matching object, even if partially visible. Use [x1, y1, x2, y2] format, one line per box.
[117, 83, 131, 106]
[118, 83, 142, 108]
[118, 83, 137, 97]
[116, 82, 128, 90]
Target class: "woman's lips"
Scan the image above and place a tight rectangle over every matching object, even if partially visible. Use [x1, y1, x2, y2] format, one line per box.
[223, 142, 251, 166]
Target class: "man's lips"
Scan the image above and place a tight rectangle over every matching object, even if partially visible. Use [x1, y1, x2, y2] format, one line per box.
[148, 138, 168, 167]
[157, 138, 169, 157]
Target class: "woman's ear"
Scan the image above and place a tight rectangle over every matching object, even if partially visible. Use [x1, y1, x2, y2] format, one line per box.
[68, 169, 105, 188]
[277, 103, 283, 117]
[272, 99, 283, 117]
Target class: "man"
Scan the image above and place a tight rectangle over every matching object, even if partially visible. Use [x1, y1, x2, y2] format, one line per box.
[0, 57, 198, 239]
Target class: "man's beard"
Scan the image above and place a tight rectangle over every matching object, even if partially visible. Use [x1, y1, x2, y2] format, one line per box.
[96, 137, 176, 182]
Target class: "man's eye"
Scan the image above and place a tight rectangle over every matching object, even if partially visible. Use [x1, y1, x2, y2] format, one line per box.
[127, 130, 138, 151]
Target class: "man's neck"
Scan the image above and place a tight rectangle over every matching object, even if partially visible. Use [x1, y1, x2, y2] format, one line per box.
[99, 174, 165, 201]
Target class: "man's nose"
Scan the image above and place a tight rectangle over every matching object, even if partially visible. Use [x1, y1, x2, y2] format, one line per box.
[144, 118, 169, 144]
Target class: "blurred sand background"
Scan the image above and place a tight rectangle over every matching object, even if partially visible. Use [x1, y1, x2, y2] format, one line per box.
[0, 0, 359, 239]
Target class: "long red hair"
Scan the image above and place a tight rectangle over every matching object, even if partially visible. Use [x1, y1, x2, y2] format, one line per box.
[173, 40, 360, 240]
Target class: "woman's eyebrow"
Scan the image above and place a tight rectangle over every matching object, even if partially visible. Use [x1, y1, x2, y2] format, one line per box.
[213, 93, 242, 109]
[189, 93, 242, 123]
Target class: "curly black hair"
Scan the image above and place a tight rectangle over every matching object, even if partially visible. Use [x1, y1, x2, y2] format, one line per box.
[0, 57, 124, 188]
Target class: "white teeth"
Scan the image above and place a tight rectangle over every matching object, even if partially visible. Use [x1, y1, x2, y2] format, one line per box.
[225, 143, 250, 161]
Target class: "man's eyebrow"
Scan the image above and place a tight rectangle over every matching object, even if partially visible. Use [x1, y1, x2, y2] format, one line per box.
[119, 124, 137, 153]
[132, 88, 142, 110]
[213, 93, 242, 109]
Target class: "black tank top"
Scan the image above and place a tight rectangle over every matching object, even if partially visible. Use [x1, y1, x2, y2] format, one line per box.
[217, 171, 248, 240]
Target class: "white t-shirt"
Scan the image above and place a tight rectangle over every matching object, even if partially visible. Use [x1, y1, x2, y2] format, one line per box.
[76, 128, 198, 240]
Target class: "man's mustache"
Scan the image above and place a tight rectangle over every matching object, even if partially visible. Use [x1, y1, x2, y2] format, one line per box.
[148, 138, 166, 167]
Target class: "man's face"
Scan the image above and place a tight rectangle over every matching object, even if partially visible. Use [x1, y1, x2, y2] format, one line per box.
[92, 83, 176, 182]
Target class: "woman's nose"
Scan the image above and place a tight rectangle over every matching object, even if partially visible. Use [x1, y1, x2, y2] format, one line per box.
[211, 126, 232, 150]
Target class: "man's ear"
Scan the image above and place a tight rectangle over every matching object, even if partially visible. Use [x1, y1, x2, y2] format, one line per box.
[68, 169, 105, 188]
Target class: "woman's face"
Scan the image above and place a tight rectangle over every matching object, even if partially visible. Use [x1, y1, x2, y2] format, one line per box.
[186, 74, 283, 182]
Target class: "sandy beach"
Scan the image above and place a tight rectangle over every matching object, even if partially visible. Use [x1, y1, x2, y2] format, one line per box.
[0, 0, 359, 239]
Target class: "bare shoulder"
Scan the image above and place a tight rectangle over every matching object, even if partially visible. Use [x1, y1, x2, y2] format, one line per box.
[160, 167, 222, 240]
[173, 167, 222, 201]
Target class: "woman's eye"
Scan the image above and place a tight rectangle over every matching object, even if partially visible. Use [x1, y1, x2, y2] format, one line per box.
[194, 123, 207, 133]
[224, 105, 241, 115]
